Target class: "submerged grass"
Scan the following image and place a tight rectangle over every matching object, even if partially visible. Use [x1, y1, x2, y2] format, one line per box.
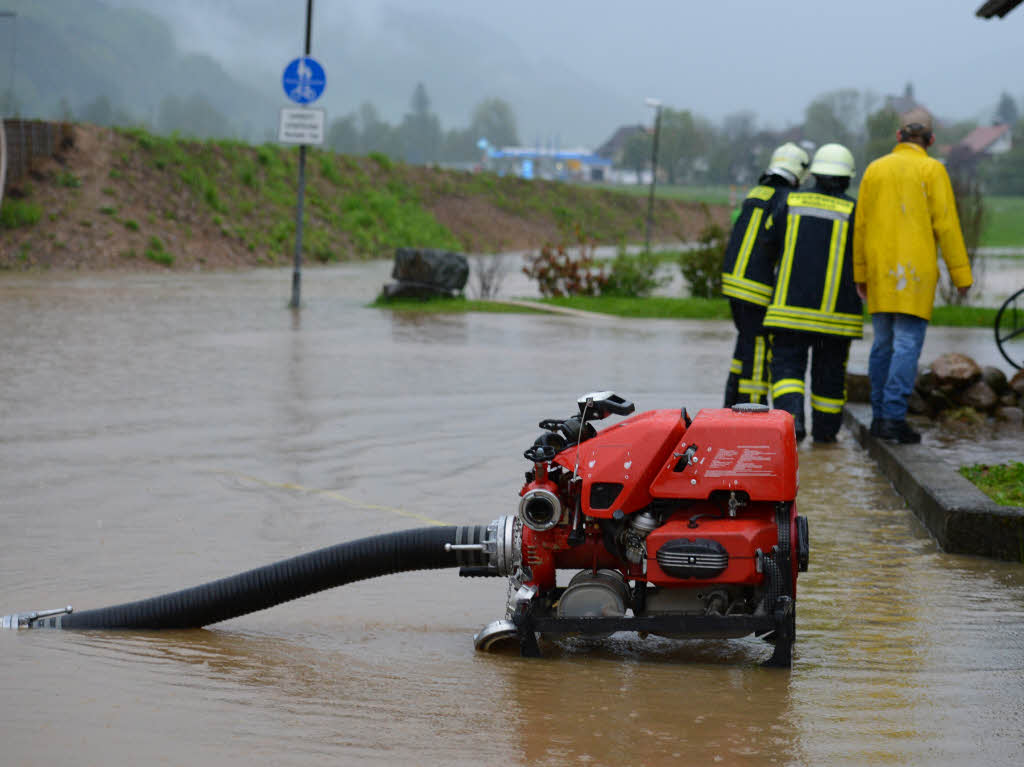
[959, 462, 1024, 507]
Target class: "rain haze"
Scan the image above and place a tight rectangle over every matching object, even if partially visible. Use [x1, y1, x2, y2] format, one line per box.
[94, 0, 1024, 146]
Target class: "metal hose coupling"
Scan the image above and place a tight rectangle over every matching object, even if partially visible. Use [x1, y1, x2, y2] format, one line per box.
[443, 516, 520, 577]
[1, 605, 73, 629]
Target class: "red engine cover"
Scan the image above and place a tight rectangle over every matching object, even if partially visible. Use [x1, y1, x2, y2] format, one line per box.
[649, 408, 798, 502]
[552, 409, 688, 518]
[645, 510, 777, 587]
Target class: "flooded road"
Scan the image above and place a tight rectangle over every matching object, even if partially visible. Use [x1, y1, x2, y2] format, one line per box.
[2, 264, 1023, 766]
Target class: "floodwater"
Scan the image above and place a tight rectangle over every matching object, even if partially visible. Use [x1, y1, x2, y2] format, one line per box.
[1, 263, 1023, 767]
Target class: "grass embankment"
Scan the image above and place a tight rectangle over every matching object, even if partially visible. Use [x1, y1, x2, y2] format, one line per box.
[0, 124, 725, 271]
[960, 462, 1024, 507]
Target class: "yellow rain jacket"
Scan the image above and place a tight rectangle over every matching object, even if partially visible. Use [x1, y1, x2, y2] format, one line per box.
[853, 142, 972, 320]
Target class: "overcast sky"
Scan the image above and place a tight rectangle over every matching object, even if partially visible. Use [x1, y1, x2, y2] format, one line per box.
[111, 0, 1024, 145]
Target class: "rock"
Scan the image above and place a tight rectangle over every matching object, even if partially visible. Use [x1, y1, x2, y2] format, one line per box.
[1011, 370, 1024, 397]
[981, 366, 1009, 394]
[907, 389, 931, 415]
[994, 406, 1024, 426]
[999, 392, 1019, 407]
[392, 248, 469, 291]
[380, 248, 469, 300]
[915, 367, 937, 393]
[930, 353, 981, 388]
[958, 380, 998, 412]
[845, 371, 871, 403]
[926, 387, 955, 413]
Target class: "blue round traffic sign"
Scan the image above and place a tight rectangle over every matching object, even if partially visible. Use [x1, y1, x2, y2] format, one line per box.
[282, 56, 326, 104]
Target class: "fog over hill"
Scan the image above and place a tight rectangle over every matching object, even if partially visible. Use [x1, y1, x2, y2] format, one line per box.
[4, 1, 1024, 146]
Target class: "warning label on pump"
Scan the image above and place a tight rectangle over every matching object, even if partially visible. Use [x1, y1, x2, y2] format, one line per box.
[705, 445, 775, 477]
[278, 108, 325, 145]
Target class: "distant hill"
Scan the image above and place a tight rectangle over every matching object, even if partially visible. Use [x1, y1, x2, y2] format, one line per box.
[2, 0, 276, 140]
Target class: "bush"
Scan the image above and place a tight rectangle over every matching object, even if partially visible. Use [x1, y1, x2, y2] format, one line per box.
[602, 247, 669, 297]
[0, 199, 43, 229]
[679, 218, 725, 298]
[523, 235, 607, 297]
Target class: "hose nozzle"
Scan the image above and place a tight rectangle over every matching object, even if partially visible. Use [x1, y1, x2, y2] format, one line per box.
[1, 605, 73, 629]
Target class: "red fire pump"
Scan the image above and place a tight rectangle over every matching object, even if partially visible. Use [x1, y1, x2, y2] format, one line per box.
[462, 392, 808, 667]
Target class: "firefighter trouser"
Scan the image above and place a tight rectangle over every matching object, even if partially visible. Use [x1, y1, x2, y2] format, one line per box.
[769, 329, 851, 441]
[724, 300, 770, 407]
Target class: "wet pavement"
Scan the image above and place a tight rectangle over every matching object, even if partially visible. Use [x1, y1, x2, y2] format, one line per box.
[1, 264, 1023, 766]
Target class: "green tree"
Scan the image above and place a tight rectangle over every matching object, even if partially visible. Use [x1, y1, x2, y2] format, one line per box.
[400, 82, 442, 164]
[657, 108, 712, 184]
[995, 91, 1019, 126]
[863, 107, 900, 165]
[469, 98, 519, 147]
[326, 114, 360, 154]
[619, 130, 651, 183]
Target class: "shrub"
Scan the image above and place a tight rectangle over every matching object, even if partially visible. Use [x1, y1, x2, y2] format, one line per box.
[679, 217, 726, 298]
[0, 199, 43, 229]
[523, 238, 607, 297]
[123, 218, 140, 231]
[56, 171, 81, 188]
[602, 247, 669, 297]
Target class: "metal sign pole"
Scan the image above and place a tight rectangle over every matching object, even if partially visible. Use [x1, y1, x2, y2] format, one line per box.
[289, 0, 313, 310]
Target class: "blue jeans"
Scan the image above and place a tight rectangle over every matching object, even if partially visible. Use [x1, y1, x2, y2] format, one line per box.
[868, 312, 928, 421]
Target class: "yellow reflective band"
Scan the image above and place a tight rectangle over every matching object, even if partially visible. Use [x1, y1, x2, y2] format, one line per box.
[811, 393, 845, 413]
[763, 306, 863, 337]
[731, 208, 764, 278]
[752, 335, 768, 386]
[773, 213, 800, 306]
[722, 275, 773, 305]
[739, 382, 770, 394]
[772, 378, 805, 398]
[786, 192, 854, 216]
[820, 218, 849, 313]
[730, 358, 743, 374]
[746, 185, 775, 202]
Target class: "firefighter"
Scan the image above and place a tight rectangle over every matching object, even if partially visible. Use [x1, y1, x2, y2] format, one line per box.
[760, 143, 863, 443]
[720, 143, 809, 407]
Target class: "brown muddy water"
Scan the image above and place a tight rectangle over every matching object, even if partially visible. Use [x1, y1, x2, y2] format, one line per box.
[2, 264, 1023, 767]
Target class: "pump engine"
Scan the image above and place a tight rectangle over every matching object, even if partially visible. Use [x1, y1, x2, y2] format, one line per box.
[460, 392, 808, 667]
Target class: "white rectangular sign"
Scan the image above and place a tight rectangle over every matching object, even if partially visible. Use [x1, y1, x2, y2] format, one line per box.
[278, 107, 325, 145]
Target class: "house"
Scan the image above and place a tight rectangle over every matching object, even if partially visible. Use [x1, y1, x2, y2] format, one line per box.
[956, 123, 1012, 157]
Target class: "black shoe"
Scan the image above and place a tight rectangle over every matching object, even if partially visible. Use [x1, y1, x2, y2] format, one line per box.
[794, 421, 806, 443]
[869, 419, 883, 437]
[813, 433, 837, 444]
[877, 419, 921, 444]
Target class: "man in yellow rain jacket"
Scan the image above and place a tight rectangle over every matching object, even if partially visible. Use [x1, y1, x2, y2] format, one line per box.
[853, 107, 973, 444]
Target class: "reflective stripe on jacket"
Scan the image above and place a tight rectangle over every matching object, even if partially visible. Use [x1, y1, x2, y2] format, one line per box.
[853, 142, 972, 320]
[720, 183, 784, 306]
[760, 188, 863, 338]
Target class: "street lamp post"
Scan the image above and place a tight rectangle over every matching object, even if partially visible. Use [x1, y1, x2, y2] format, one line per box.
[644, 98, 662, 252]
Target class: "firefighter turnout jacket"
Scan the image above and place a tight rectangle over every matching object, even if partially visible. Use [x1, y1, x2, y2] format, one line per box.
[760, 187, 863, 339]
[720, 180, 789, 307]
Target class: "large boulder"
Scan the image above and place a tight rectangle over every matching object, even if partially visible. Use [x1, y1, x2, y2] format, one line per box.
[381, 248, 469, 299]
[981, 365, 1009, 394]
[994, 406, 1024, 427]
[929, 352, 981, 388]
[1011, 370, 1024, 397]
[958, 380, 998, 412]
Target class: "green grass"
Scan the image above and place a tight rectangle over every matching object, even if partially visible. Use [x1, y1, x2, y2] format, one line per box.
[0, 199, 43, 228]
[372, 293, 1005, 327]
[981, 196, 1024, 248]
[960, 462, 1024, 506]
[371, 296, 542, 313]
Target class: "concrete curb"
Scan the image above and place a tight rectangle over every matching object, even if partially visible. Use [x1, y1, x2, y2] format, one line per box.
[487, 299, 616, 320]
[843, 403, 1024, 562]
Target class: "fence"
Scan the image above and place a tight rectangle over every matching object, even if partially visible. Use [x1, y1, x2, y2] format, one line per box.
[1, 119, 68, 204]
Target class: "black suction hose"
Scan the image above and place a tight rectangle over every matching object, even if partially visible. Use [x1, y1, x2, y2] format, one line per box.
[46, 525, 489, 630]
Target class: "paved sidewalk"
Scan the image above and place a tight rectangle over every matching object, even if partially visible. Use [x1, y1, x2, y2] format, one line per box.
[844, 403, 1024, 562]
